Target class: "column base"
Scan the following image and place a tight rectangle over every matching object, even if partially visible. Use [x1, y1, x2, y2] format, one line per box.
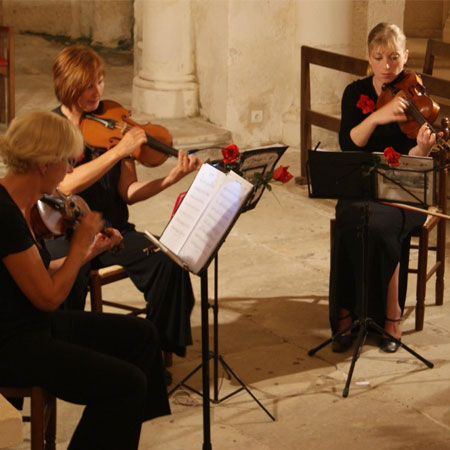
[132, 76, 199, 119]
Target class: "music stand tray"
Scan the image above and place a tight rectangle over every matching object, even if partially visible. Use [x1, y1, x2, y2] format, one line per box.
[306, 148, 433, 398]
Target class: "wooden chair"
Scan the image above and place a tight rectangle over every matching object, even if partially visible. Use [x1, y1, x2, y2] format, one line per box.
[89, 265, 173, 367]
[422, 38, 450, 76]
[408, 142, 448, 331]
[0, 386, 56, 450]
[302, 46, 449, 330]
[0, 26, 14, 124]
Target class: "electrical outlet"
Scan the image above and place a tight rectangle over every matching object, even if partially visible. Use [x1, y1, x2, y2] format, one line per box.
[250, 110, 263, 123]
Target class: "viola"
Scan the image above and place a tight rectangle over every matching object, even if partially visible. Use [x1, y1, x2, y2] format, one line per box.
[377, 69, 441, 139]
[31, 191, 123, 253]
[79, 100, 179, 167]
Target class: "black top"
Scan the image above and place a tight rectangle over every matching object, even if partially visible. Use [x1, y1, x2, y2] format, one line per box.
[0, 185, 50, 339]
[53, 106, 131, 232]
[339, 76, 417, 155]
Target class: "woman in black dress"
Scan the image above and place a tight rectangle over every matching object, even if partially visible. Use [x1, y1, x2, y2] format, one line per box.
[48, 45, 202, 361]
[330, 23, 437, 353]
[0, 111, 170, 449]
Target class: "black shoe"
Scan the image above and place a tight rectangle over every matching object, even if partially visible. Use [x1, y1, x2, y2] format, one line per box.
[380, 337, 400, 353]
[165, 369, 173, 386]
[332, 334, 353, 353]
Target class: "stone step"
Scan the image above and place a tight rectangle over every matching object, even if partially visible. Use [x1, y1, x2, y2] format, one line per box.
[140, 116, 233, 153]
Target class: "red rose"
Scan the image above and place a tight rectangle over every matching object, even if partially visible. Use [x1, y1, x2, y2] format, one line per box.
[272, 165, 293, 183]
[356, 94, 376, 114]
[221, 144, 241, 164]
[383, 146, 401, 167]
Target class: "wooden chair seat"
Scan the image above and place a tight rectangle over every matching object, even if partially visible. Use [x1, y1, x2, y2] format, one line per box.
[0, 386, 56, 450]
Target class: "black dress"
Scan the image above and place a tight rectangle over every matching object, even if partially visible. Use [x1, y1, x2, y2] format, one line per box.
[48, 106, 196, 357]
[0, 185, 170, 450]
[329, 76, 426, 333]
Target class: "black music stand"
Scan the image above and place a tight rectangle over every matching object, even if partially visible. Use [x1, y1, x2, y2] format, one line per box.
[305, 149, 433, 398]
[168, 146, 287, 416]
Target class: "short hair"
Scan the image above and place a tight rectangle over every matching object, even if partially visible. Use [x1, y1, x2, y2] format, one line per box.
[0, 111, 83, 173]
[368, 23, 406, 54]
[52, 45, 105, 108]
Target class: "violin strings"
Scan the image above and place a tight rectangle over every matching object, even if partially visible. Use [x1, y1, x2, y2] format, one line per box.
[406, 99, 448, 147]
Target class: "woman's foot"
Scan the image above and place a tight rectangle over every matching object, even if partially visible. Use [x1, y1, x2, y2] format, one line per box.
[380, 317, 402, 353]
[332, 312, 354, 353]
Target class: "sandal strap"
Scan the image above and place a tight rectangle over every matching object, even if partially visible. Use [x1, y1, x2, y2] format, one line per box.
[385, 317, 402, 322]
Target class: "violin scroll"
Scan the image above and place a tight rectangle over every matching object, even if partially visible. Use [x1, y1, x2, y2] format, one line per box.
[31, 192, 90, 240]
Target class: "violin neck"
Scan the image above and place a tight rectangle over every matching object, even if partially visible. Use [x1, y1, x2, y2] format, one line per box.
[406, 99, 448, 148]
[146, 134, 178, 158]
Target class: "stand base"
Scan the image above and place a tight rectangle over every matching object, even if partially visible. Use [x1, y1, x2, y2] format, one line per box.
[308, 317, 434, 397]
[169, 352, 275, 421]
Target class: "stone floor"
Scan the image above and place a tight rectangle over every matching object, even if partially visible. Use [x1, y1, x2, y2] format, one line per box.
[4, 34, 450, 450]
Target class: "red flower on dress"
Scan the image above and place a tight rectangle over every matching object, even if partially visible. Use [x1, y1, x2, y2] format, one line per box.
[356, 94, 376, 114]
[272, 165, 293, 183]
[383, 147, 401, 167]
[221, 144, 241, 165]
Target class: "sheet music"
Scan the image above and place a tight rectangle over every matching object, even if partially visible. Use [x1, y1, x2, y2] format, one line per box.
[160, 164, 253, 273]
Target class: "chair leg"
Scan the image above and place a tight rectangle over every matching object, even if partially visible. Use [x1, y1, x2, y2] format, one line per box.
[45, 393, 56, 450]
[30, 387, 45, 450]
[89, 273, 104, 312]
[435, 220, 446, 306]
[415, 230, 429, 331]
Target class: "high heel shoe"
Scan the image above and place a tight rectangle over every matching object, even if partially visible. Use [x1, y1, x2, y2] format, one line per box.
[380, 317, 402, 353]
[332, 313, 354, 353]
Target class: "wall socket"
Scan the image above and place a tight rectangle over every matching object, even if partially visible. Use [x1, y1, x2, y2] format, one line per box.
[250, 110, 263, 123]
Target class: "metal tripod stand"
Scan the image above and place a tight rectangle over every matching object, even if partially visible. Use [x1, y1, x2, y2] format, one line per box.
[308, 202, 434, 397]
[169, 254, 275, 419]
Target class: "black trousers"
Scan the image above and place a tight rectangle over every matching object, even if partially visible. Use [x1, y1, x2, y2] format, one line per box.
[0, 311, 170, 450]
[46, 225, 195, 357]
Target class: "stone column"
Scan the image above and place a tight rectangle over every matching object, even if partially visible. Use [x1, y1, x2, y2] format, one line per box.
[132, 0, 198, 118]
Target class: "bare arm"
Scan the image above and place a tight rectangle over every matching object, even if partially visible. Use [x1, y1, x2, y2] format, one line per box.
[59, 127, 147, 195]
[3, 212, 122, 311]
[118, 150, 202, 204]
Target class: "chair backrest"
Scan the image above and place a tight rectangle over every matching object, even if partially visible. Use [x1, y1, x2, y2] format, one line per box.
[0, 26, 14, 124]
[300, 46, 367, 180]
[423, 39, 450, 75]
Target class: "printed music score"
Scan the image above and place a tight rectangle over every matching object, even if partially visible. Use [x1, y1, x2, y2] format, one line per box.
[145, 163, 253, 274]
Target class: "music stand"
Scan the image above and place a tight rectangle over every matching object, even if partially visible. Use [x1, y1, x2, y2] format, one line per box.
[306, 149, 433, 398]
[169, 146, 287, 415]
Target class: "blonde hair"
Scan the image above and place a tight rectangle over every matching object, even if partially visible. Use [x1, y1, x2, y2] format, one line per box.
[0, 111, 83, 173]
[53, 45, 105, 108]
[367, 23, 407, 75]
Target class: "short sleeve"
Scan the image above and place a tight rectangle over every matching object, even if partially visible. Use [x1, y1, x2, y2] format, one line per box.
[0, 202, 34, 259]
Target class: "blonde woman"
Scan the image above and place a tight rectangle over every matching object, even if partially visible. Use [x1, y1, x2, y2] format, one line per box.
[329, 23, 436, 353]
[0, 111, 170, 450]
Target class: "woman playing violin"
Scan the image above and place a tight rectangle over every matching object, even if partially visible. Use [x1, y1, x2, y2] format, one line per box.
[48, 45, 201, 367]
[0, 111, 170, 449]
[330, 23, 438, 353]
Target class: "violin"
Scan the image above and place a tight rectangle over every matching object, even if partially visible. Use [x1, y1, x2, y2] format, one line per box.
[79, 100, 179, 167]
[377, 69, 442, 140]
[31, 191, 123, 253]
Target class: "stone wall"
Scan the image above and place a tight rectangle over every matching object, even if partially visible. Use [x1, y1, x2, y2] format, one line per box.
[2, 0, 133, 48]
